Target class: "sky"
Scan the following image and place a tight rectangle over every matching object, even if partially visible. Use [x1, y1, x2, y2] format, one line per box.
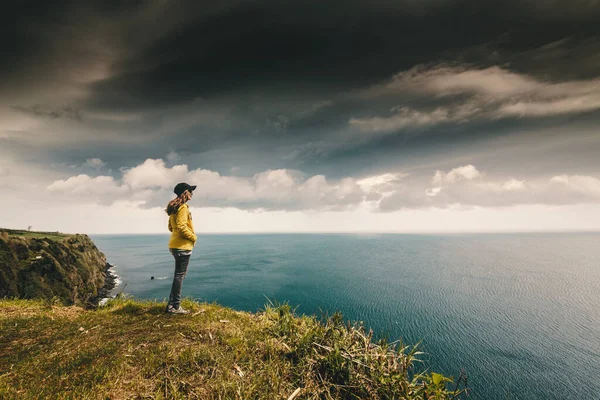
[1, 0, 600, 233]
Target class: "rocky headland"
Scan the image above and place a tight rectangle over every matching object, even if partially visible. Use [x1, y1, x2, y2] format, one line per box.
[0, 229, 116, 306]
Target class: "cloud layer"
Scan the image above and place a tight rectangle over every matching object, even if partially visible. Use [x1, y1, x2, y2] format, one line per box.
[351, 66, 600, 133]
[48, 159, 365, 211]
[47, 160, 600, 212]
[2, 1, 600, 231]
[379, 166, 600, 211]
[2, 1, 599, 184]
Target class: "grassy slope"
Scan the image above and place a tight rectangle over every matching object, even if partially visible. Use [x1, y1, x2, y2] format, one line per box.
[0, 298, 466, 400]
[1, 229, 69, 242]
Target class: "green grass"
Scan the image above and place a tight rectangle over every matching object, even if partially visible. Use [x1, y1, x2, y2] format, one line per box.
[0, 298, 467, 399]
[1, 228, 69, 242]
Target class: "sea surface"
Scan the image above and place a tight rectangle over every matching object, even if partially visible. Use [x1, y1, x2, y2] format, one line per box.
[91, 233, 600, 399]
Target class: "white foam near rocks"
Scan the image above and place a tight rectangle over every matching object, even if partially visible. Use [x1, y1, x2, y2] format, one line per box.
[111, 273, 122, 287]
[98, 297, 111, 306]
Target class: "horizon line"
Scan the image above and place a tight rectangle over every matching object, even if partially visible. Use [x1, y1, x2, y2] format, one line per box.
[86, 229, 600, 235]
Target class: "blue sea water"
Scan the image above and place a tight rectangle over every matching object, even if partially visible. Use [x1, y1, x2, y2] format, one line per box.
[91, 233, 600, 399]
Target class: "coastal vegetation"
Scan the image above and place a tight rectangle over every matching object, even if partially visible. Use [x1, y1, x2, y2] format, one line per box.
[0, 297, 466, 399]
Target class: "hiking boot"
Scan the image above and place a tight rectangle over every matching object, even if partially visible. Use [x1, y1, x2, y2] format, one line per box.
[165, 305, 190, 314]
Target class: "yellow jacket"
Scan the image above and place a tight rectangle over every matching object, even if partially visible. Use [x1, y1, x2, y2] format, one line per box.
[168, 204, 196, 250]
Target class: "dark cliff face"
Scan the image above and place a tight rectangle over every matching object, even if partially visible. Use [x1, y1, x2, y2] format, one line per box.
[0, 233, 111, 306]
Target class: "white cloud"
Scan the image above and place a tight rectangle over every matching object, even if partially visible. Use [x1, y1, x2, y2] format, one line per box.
[349, 102, 482, 133]
[47, 174, 129, 205]
[497, 94, 600, 117]
[432, 165, 482, 184]
[378, 166, 600, 211]
[381, 65, 600, 103]
[350, 107, 450, 132]
[166, 151, 180, 162]
[425, 187, 442, 197]
[357, 173, 406, 190]
[385, 66, 539, 97]
[0, 157, 597, 233]
[550, 175, 600, 197]
[353, 65, 600, 133]
[45, 160, 600, 213]
[502, 179, 526, 191]
[47, 158, 369, 211]
[84, 157, 106, 169]
[122, 158, 189, 190]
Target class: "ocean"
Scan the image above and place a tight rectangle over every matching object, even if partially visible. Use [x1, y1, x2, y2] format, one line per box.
[91, 233, 600, 399]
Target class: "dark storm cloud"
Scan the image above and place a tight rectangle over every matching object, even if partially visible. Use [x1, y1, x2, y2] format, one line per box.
[83, 0, 600, 111]
[6, 0, 597, 105]
[2, 0, 600, 184]
[0, 1, 71, 77]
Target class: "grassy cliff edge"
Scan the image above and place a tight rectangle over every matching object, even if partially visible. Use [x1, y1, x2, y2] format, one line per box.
[0, 298, 466, 399]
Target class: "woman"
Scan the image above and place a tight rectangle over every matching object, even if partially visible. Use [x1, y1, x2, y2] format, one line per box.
[164, 182, 197, 314]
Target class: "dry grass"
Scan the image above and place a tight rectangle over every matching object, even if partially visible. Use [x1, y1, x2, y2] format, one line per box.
[0, 298, 467, 399]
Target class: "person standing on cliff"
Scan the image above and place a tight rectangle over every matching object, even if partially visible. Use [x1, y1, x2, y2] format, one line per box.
[164, 182, 197, 314]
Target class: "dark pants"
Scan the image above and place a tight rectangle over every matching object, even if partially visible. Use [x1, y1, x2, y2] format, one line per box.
[167, 249, 192, 309]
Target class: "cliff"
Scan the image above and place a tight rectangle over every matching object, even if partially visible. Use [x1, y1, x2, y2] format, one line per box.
[0, 298, 467, 399]
[0, 229, 115, 306]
